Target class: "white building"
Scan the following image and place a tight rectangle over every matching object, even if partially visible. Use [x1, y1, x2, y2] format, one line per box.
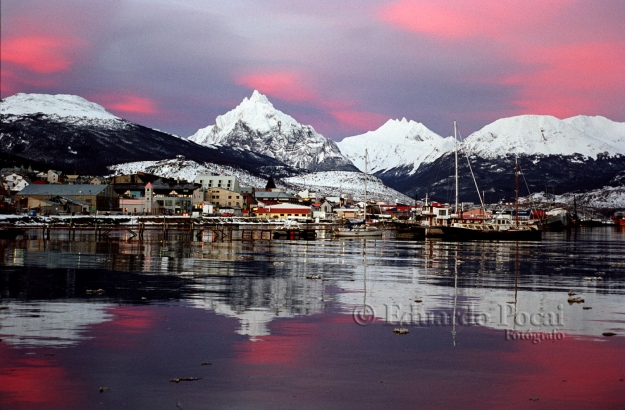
[2, 173, 30, 193]
[194, 175, 241, 193]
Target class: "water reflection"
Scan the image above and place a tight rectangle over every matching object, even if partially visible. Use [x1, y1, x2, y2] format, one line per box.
[1, 229, 624, 347]
[0, 301, 114, 348]
[1, 229, 624, 409]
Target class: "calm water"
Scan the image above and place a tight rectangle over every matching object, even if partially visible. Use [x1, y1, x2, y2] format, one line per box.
[1, 228, 624, 409]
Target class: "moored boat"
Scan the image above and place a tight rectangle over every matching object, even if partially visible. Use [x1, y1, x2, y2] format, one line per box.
[333, 223, 383, 237]
[422, 121, 541, 241]
[333, 149, 383, 238]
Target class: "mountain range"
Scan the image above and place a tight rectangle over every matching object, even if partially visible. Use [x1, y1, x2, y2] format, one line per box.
[358, 115, 625, 203]
[1, 91, 624, 206]
[0, 93, 295, 177]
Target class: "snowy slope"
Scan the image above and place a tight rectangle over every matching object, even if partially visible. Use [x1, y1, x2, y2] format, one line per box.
[337, 118, 455, 173]
[188, 91, 355, 171]
[0, 93, 121, 122]
[108, 159, 411, 203]
[462, 115, 625, 158]
[283, 171, 413, 203]
[563, 115, 625, 152]
[108, 158, 269, 188]
[522, 186, 625, 209]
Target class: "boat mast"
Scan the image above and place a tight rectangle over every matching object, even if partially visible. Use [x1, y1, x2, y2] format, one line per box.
[364, 148, 368, 222]
[454, 121, 459, 217]
[515, 156, 519, 227]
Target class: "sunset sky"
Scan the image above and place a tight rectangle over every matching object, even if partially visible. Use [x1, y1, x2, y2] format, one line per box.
[2, 0, 624, 140]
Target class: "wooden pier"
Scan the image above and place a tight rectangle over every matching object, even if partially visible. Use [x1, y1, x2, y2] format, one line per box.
[1, 216, 337, 242]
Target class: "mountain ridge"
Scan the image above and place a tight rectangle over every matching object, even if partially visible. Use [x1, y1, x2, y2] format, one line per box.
[2, 92, 623, 206]
[0, 93, 297, 177]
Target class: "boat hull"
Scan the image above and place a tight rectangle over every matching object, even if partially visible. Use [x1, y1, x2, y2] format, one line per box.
[433, 226, 542, 241]
[612, 218, 625, 226]
[395, 226, 426, 239]
[333, 229, 383, 238]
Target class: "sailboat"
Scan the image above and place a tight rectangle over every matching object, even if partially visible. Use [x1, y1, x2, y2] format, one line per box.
[334, 149, 383, 238]
[430, 122, 542, 241]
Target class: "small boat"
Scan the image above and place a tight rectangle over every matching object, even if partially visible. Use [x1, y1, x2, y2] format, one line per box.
[334, 221, 383, 237]
[541, 209, 572, 230]
[333, 149, 382, 238]
[613, 211, 625, 226]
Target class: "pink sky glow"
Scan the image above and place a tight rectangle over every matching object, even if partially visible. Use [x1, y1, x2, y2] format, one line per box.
[1, 0, 623, 139]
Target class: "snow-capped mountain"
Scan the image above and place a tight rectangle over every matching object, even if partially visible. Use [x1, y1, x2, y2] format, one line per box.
[462, 115, 625, 158]
[337, 118, 455, 174]
[371, 115, 625, 203]
[0, 93, 121, 121]
[0, 93, 295, 177]
[188, 90, 357, 172]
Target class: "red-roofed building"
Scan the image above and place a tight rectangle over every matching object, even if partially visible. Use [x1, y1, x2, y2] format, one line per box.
[255, 203, 311, 219]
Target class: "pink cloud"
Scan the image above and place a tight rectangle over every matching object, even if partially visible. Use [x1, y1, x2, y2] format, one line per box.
[93, 94, 160, 116]
[504, 42, 625, 115]
[236, 69, 389, 137]
[378, 0, 570, 40]
[235, 71, 319, 102]
[330, 109, 388, 133]
[1, 36, 88, 73]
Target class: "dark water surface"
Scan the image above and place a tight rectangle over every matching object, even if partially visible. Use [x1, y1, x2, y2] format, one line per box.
[1, 228, 624, 409]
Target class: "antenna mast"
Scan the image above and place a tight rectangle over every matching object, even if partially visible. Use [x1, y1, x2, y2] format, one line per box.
[364, 149, 368, 222]
[454, 121, 459, 216]
[515, 157, 519, 227]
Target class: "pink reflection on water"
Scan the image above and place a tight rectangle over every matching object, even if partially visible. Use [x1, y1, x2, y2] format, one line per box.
[0, 345, 83, 409]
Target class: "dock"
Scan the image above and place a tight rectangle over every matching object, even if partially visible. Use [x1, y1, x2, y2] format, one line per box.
[0, 215, 338, 242]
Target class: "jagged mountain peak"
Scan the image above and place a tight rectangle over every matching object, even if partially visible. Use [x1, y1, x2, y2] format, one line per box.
[248, 89, 272, 105]
[190, 90, 301, 145]
[188, 91, 355, 172]
[0, 93, 119, 121]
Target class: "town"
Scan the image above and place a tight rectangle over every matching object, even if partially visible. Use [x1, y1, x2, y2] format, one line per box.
[0, 163, 416, 222]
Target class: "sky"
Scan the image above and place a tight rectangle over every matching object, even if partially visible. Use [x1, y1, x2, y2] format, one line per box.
[1, 0, 624, 140]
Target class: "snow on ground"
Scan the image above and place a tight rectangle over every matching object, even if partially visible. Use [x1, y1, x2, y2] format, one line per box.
[520, 186, 625, 209]
[1, 93, 120, 120]
[283, 171, 413, 203]
[108, 159, 412, 203]
[108, 159, 267, 188]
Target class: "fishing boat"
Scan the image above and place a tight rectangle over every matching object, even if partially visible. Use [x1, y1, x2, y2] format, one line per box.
[427, 121, 541, 241]
[613, 211, 625, 226]
[334, 149, 382, 238]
